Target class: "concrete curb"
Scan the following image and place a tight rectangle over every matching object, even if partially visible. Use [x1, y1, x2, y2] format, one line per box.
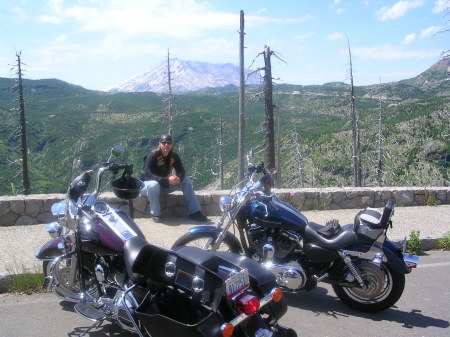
[0, 236, 444, 294]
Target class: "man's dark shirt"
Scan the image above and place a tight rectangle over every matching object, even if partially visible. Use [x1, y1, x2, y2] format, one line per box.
[142, 149, 185, 187]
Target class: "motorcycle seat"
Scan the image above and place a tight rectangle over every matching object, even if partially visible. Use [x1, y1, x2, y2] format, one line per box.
[124, 236, 170, 284]
[304, 223, 357, 250]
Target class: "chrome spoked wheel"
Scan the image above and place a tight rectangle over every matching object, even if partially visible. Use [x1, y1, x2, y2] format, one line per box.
[333, 261, 405, 312]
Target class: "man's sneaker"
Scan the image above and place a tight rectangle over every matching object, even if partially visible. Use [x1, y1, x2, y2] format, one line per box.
[151, 215, 162, 223]
[188, 211, 209, 222]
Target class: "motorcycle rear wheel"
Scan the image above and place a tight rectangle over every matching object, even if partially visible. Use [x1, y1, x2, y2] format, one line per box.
[332, 261, 405, 312]
[171, 231, 241, 253]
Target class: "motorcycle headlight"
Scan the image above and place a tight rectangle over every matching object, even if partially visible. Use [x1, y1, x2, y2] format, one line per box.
[44, 222, 62, 238]
[219, 196, 232, 212]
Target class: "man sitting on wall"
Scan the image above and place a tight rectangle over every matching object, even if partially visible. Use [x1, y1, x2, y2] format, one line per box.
[140, 134, 209, 223]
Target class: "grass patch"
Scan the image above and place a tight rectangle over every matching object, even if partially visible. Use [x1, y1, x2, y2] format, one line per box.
[6, 272, 44, 294]
[406, 230, 422, 255]
[4, 262, 44, 294]
[434, 231, 450, 250]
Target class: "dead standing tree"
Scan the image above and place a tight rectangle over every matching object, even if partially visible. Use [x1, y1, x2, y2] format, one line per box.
[164, 49, 174, 135]
[262, 46, 276, 172]
[12, 51, 31, 195]
[347, 39, 362, 187]
[376, 80, 384, 186]
[238, 10, 246, 182]
[249, 46, 280, 172]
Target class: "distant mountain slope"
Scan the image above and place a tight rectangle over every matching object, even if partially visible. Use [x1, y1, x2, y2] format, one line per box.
[106, 59, 262, 94]
[0, 58, 448, 195]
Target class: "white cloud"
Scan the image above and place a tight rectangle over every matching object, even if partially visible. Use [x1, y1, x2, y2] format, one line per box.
[294, 32, 316, 40]
[346, 44, 440, 59]
[375, 0, 425, 21]
[421, 25, 443, 37]
[432, 0, 448, 13]
[11, 7, 27, 20]
[336, 8, 347, 14]
[38, 15, 61, 24]
[402, 33, 416, 44]
[54, 34, 67, 43]
[328, 32, 346, 40]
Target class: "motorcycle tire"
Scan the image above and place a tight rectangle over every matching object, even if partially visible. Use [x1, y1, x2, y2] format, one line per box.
[171, 231, 241, 253]
[43, 259, 99, 301]
[332, 261, 405, 312]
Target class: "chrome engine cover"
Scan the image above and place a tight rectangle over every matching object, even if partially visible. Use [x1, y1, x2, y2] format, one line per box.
[263, 260, 307, 291]
[248, 225, 301, 259]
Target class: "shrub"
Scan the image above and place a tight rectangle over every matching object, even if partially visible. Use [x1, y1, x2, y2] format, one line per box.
[407, 230, 422, 255]
[434, 231, 450, 250]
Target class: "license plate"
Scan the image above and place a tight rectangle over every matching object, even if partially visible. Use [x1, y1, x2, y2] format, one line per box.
[225, 268, 250, 298]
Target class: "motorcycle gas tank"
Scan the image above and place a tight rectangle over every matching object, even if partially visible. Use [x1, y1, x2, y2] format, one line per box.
[249, 198, 308, 232]
[80, 202, 145, 256]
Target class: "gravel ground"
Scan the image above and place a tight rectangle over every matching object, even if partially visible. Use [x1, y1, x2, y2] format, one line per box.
[1, 205, 449, 277]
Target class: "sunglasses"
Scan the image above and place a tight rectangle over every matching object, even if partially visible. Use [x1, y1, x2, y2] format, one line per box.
[160, 141, 172, 145]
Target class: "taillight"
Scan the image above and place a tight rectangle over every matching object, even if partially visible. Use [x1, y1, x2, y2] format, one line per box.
[221, 323, 234, 337]
[272, 287, 283, 303]
[234, 293, 260, 315]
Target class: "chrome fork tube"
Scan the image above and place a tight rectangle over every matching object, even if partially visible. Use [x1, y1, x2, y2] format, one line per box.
[210, 201, 244, 251]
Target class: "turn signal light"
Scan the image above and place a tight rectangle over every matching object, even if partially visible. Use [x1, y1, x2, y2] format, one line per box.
[272, 288, 283, 303]
[234, 293, 260, 315]
[221, 323, 234, 337]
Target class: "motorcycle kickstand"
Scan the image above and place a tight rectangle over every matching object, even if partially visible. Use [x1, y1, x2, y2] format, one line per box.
[78, 319, 105, 337]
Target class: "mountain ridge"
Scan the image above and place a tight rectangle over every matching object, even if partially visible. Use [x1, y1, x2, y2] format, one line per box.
[106, 58, 262, 94]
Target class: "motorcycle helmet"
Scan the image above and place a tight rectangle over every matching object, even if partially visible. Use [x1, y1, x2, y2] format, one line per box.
[112, 175, 144, 200]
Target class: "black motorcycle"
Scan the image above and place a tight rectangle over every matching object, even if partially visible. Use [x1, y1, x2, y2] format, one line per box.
[172, 152, 419, 313]
[35, 146, 297, 337]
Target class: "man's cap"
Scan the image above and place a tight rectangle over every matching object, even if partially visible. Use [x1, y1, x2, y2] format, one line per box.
[160, 134, 173, 143]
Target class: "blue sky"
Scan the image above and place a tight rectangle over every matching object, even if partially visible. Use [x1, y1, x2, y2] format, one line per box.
[0, 0, 448, 90]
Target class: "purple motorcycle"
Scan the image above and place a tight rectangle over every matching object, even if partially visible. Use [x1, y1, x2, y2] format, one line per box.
[35, 145, 296, 337]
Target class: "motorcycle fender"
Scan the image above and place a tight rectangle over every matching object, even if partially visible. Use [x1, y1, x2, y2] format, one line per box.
[382, 240, 411, 274]
[188, 226, 242, 251]
[351, 240, 411, 274]
[35, 238, 64, 261]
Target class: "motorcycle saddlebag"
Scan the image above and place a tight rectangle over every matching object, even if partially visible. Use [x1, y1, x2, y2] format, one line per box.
[353, 207, 384, 240]
[135, 290, 223, 337]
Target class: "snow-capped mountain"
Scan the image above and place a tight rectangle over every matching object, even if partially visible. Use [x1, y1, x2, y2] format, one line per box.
[106, 59, 262, 94]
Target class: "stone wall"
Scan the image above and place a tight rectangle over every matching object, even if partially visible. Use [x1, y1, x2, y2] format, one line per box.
[0, 187, 449, 226]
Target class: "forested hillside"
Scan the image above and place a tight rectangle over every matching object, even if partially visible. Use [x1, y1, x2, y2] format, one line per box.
[0, 59, 448, 196]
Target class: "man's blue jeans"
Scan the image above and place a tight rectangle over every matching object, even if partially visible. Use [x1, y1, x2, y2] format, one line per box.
[140, 177, 201, 217]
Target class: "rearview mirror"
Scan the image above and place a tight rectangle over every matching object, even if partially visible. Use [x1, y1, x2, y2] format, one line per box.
[111, 145, 125, 158]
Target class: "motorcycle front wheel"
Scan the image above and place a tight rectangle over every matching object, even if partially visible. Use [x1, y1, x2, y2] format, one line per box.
[332, 261, 405, 312]
[171, 231, 241, 253]
[43, 256, 99, 301]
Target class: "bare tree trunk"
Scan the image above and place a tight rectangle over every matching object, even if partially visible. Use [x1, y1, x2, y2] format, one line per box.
[294, 129, 304, 188]
[263, 46, 276, 172]
[238, 10, 246, 182]
[348, 40, 362, 187]
[166, 49, 174, 135]
[219, 118, 224, 189]
[276, 114, 281, 186]
[377, 81, 384, 186]
[16, 51, 30, 195]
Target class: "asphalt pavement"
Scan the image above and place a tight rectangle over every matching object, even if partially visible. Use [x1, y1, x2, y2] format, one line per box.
[0, 205, 449, 287]
[1, 250, 449, 337]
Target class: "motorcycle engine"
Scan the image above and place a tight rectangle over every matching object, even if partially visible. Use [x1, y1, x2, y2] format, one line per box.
[248, 224, 300, 259]
[248, 224, 309, 291]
